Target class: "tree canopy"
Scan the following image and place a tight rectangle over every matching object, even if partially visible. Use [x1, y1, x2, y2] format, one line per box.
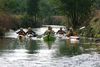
[58, 0, 96, 30]
[0, 0, 98, 31]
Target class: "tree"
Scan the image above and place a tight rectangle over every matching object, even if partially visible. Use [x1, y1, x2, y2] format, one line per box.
[58, 0, 96, 30]
[96, 0, 100, 9]
[38, 0, 61, 18]
[27, 0, 40, 23]
[38, 0, 64, 25]
[0, 0, 27, 14]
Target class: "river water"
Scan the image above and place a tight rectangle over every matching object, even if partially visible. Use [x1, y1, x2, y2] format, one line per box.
[0, 25, 100, 67]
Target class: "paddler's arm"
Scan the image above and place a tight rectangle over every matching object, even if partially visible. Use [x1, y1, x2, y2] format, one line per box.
[16, 31, 20, 34]
[43, 30, 48, 35]
[56, 30, 59, 34]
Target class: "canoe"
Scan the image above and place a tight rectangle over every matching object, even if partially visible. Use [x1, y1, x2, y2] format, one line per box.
[43, 35, 56, 42]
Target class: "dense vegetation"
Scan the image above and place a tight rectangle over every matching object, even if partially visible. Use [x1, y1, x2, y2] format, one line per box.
[0, 0, 100, 37]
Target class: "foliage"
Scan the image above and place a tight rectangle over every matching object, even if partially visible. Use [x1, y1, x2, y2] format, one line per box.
[96, 0, 100, 9]
[95, 34, 100, 38]
[43, 16, 66, 25]
[0, 0, 99, 36]
[38, 0, 60, 17]
[0, 27, 5, 36]
[58, 0, 96, 30]
[38, 0, 64, 25]
[27, 0, 39, 16]
[0, 12, 19, 30]
[20, 14, 41, 28]
[90, 17, 100, 34]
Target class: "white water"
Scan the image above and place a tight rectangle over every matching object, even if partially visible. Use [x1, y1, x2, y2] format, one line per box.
[0, 52, 100, 67]
[3, 25, 100, 67]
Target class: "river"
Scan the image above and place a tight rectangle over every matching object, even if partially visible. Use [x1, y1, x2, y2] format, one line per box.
[0, 25, 100, 67]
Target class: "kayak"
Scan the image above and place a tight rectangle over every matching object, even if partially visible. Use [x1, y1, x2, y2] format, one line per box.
[66, 36, 79, 40]
[43, 35, 56, 42]
[56, 34, 80, 43]
[65, 36, 80, 43]
[26, 34, 42, 40]
[56, 34, 66, 39]
[17, 35, 26, 42]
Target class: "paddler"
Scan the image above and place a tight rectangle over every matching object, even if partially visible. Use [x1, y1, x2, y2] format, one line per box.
[56, 27, 66, 35]
[43, 26, 55, 41]
[17, 28, 26, 36]
[16, 28, 26, 40]
[66, 27, 74, 37]
[66, 27, 79, 40]
[26, 27, 37, 37]
[44, 26, 55, 35]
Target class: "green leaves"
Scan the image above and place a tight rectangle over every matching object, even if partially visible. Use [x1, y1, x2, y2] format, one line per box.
[27, 0, 39, 16]
[0, 0, 27, 14]
[59, 0, 96, 30]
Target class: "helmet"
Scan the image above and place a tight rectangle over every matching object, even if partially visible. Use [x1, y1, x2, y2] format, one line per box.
[20, 28, 23, 31]
[48, 26, 52, 30]
[28, 27, 32, 30]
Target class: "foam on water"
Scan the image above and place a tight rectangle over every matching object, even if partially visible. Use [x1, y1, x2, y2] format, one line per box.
[3, 26, 100, 67]
[0, 53, 100, 67]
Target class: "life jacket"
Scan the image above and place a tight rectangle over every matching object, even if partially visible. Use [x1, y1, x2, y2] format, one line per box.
[57, 30, 65, 34]
[26, 30, 35, 34]
[45, 30, 55, 35]
[17, 31, 26, 36]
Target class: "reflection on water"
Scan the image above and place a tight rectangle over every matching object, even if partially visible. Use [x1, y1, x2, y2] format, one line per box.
[0, 25, 100, 67]
[26, 39, 40, 54]
[0, 38, 16, 50]
[55, 39, 82, 57]
[43, 40, 55, 49]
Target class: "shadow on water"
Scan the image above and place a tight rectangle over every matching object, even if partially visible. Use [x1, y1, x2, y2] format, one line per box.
[55, 39, 83, 57]
[0, 37, 16, 50]
[0, 37, 41, 54]
[0, 35, 98, 58]
[25, 38, 40, 54]
[43, 40, 55, 49]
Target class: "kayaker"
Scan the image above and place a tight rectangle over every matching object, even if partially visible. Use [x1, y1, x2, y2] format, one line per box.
[26, 27, 37, 37]
[66, 28, 74, 37]
[17, 28, 26, 36]
[44, 26, 55, 35]
[56, 27, 66, 35]
[67, 28, 78, 37]
[16, 28, 26, 41]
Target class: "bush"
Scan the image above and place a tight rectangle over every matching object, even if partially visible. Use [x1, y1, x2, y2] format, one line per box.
[0, 27, 5, 36]
[95, 34, 100, 38]
[20, 15, 42, 28]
